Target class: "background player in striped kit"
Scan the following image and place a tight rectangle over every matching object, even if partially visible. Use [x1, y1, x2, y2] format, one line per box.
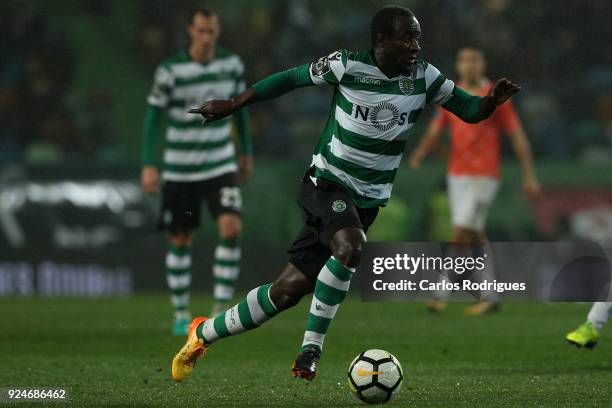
[171, 6, 520, 382]
[141, 6, 253, 335]
[410, 46, 540, 315]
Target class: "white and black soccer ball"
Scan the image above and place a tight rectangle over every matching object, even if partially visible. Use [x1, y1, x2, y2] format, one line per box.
[347, 349, 403, 404]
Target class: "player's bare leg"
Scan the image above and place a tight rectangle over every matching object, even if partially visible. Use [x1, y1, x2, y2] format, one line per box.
[167, 231, 194, 335]
[292, 227, 366, 380]
[426, 227, 498, 314]
[172, 263, 314, 382]
[211, 213, 242, 316]
[460, 229, 500, 315]
[427, 227, 473, 312]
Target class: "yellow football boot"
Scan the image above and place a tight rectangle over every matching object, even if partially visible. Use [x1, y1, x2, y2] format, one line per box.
[425, 300, 447, 313]
[464, 301, 500, 316]
[566, 322, 599, 349]
[171, 317, 209, 382]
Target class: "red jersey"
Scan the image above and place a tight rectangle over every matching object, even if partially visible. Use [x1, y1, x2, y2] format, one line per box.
[431, 81, 522, 178]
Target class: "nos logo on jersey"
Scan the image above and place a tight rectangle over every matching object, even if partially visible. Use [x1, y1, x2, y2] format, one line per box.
[353, 102, 410, 131]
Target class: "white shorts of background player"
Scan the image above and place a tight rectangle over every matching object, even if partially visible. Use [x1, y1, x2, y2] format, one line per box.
[447, 175, 500, 231]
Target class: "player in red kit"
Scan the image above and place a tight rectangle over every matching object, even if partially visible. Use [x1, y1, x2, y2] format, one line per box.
[410, 46, 540, 315]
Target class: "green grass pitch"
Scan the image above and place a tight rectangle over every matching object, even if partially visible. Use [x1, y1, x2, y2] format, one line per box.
[1, 295, 611, 407]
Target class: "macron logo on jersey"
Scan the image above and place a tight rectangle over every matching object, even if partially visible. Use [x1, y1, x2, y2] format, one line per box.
[355, 76, 381, 85]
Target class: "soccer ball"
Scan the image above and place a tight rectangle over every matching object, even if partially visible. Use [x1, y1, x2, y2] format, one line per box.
[347, 349, 403, 404]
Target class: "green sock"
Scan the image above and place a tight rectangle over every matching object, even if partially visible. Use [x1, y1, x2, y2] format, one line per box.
[197, 283, 279, 343]
[166, 243, 191, 320]
[212, 238, 241, 305]
[301, 256, 354, 352]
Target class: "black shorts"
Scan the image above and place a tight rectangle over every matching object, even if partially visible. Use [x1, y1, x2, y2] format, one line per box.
[158, 172, 241, 233]
[287, 174, 379, 282]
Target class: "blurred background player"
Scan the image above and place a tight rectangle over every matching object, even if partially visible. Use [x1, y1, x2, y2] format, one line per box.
[566, 302, 612, 349]
[410, 46, 540, 315]
[141, 6, 253, 335]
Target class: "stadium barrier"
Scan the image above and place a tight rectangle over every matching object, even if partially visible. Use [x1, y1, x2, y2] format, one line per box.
[1, 161, 611, 296]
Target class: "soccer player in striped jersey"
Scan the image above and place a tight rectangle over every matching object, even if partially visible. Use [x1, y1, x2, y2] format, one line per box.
[141, 6, 253, 335]
[409, 46, 539, 315]
[171, 6, 520, 381]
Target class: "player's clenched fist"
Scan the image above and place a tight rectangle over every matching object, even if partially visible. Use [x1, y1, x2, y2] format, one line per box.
[488, 78, 521, 106]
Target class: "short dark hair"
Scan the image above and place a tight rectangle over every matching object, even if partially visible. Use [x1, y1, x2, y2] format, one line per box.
[370, 6, 415, 46]
[458, 45, 484, 54]
[187, 5, 217, 25]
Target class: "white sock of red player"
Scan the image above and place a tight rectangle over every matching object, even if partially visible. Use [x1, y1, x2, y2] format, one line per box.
[587, 302, 612, 331]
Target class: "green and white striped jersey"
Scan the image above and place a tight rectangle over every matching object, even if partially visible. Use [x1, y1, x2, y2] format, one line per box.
[147, 48, 246, 182]
[308, 49, 455, 208]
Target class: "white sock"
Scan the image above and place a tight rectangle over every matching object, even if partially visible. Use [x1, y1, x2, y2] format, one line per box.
[434, 272, 452, 301]
[212, 239, 241, 304]
[477, 243, 498, 302]
[166, 244, 191, 320]
[587, 302, 612, 331]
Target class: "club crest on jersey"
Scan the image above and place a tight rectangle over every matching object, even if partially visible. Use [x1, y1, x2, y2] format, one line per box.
[399, 75, 414, 95]
[332, 200, 347, 213]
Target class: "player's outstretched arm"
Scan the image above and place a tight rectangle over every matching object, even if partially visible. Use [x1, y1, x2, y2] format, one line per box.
[188, 65, 313, 124]
[442, 78, 521, 124]
[233, 108, 254, 183]
[141, 105, 163, 193]
[509, 127, 541, 198]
